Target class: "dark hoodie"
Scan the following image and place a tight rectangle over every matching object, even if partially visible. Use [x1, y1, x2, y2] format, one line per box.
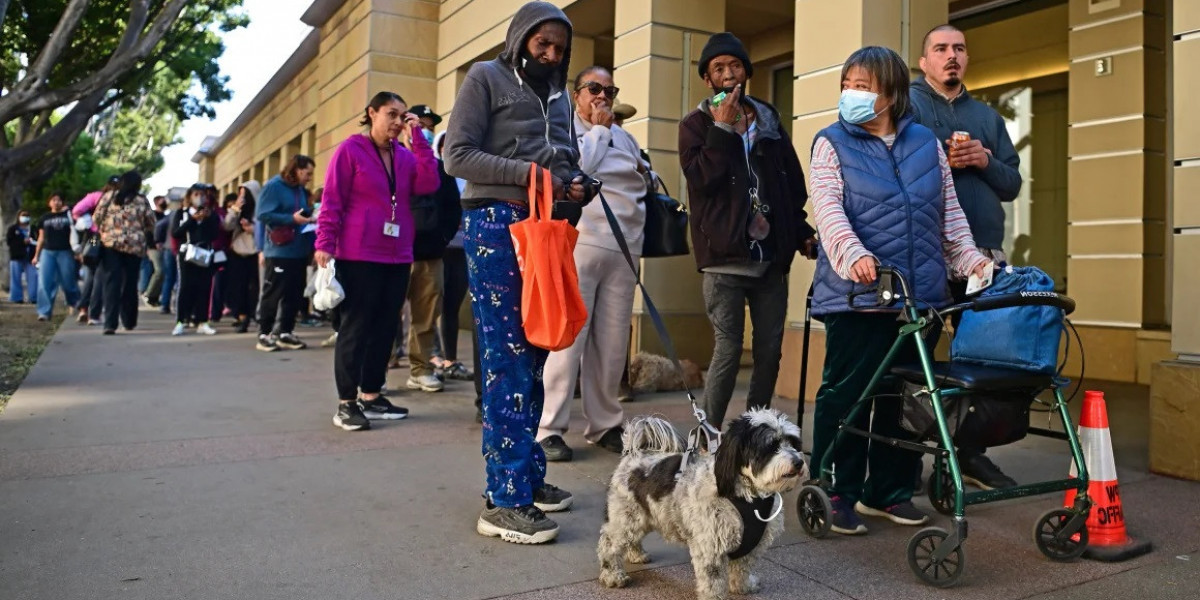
[443, 1, 583, 208]
[909, 78, 1022, 250]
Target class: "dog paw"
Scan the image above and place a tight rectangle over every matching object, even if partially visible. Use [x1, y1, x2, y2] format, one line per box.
[599, 570, 631, 588]
[730, 573, 760, 594]
[625, 548, 651, 564]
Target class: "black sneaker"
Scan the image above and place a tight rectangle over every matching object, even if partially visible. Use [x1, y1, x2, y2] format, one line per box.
[595, 426, 624, 454]
[476, 502, 558, 544]
[276, 332, 307, 350]
[913, 462, 925, 496]
[234, 319, 250, 334]
[539, 435, 573, 462]
[358, 395, 409, 420]
[855, 500, 929, 526]
[256, 334, 279, 352]
[333, 402, 371, 431]
[829, 495, 868, 535]
[533, 483, 574, 512]
[960, 452, 1017, 490]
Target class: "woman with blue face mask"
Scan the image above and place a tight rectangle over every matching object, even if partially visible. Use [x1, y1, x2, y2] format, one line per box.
[806, 46, 990, 537]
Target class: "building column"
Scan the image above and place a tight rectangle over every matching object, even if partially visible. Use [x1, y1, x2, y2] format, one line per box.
[1063, 0, 1168, 382]
[1151, 0, 1200, 482]
[612, 0, 725, 364]
[780, 0, 949, 400]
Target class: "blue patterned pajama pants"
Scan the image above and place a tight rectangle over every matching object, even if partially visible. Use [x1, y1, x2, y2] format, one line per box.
[463, 203, 549, 508]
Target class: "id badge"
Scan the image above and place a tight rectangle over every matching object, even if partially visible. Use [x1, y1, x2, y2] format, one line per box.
[383, 222, 400, 238]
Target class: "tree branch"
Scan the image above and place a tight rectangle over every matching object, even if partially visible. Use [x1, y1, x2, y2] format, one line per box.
[22, 0, 93, 92]
[0, 0, 186, 122]
[0, 88, 107, 170]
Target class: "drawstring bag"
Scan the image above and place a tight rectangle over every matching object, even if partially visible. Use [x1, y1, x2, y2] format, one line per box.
[952, 265, 1064, 374]
[509, 164, 587, 351]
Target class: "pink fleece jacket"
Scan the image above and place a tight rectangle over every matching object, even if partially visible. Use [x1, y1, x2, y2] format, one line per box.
[73, 190, 104, 232]
[316, 130, 439, 264]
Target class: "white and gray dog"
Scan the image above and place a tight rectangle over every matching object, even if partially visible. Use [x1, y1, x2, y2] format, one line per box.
[597, 408, 807, 600]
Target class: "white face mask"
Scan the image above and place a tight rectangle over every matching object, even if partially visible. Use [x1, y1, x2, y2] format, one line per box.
[18, 216, 31, 225]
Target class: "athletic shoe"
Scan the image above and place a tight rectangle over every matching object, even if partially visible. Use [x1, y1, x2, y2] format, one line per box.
[477, 503, 558, 544]
[87, 319, 100, 326]
[233, 318, 250, 334]
[406, 374, 444, 392]
[102, 329, 115, 335]
[159, 307, 171, 315]
[829, 495, 868, 535]
[76, 311, 87, 324]
[37, 315, 48, 322]
[596, 426, 625, 454]
[445, 362, 474, 381]
[197, 323, 217, 336]
[320, 332, 338, 348]
[533, 483, 573, 512]
[960, 452, 1017, 490]
[358, 395, 409, 420]
[855, 500, 929, 526]
[539, 435, 573, 462]
[333, 402, 371, 431]
[256, 334, 279, 352]
[171, 322, 186, 336]
[276, 332, 307, 350]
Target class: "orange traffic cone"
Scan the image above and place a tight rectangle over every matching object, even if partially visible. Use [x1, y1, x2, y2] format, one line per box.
[1064, 390, 1152, 561]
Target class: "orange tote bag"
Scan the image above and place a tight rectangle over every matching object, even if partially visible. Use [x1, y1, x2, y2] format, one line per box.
[509, 164, 588, 351]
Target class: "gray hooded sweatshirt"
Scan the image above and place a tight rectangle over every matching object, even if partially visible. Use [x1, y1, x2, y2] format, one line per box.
[443, 2, 582, 208]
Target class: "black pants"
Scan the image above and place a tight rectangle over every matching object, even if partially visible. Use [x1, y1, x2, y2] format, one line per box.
[101, 248, 142, 331]
[334, 260, 410, 400]
[82, 261, 105, 320]
[441, 247, 470, 360]
[258, 257, 307, 336]
[224, 253, 260, 320]
[178, 261, 214, 325]
[209, 263, 227, 321]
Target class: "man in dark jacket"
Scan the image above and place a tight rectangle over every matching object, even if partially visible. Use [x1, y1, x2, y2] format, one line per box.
[6, 210, 38, 303]
[910, 24, 1023, 491]
[404, 105, 461, 394]
[679, 32, 817, 427]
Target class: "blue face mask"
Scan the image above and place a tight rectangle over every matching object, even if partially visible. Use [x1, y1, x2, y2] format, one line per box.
[422, 129, 434, 145]
[839, 89, 881, 124]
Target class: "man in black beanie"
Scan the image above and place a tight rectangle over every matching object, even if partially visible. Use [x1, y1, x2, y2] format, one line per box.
[678, 32, 818, 427]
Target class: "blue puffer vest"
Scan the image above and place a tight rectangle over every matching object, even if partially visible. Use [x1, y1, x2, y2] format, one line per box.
[810, 115, 951, 318]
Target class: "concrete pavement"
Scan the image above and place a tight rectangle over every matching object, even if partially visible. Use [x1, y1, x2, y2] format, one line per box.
[1, 309, 1197, 600]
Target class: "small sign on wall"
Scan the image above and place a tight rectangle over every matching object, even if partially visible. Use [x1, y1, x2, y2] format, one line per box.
[1095, 56, 1113, 77]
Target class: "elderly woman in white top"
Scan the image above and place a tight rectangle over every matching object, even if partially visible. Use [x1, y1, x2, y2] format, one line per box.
[537, 66, 650, 461]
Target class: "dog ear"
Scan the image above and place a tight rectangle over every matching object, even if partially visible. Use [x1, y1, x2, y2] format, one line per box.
[713, 416, 748, 498]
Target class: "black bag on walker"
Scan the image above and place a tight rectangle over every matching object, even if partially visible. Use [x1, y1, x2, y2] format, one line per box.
[952, 266, 1064, 374]
[899, 382, 1033, 448]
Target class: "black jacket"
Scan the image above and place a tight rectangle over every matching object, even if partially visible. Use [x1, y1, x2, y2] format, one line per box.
[412, 159, 463, 261]
[171, 209, 221, 249]
[6, 223, 34, 261]
[679, 96, 815, 273]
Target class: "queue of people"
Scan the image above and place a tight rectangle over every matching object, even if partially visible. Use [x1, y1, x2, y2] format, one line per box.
[3, 3, 1025, 551]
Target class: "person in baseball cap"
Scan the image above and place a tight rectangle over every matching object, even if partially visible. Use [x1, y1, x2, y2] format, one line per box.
[409, 105, 442, 130]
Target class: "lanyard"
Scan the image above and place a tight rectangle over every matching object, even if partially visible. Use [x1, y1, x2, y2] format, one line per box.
[372, 140, 397, 222]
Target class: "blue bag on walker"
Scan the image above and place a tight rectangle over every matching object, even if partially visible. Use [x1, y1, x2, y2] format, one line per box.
[952, 266, 1064, 375]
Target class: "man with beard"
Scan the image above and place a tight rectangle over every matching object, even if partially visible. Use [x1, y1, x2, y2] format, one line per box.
[678, 32, 817, 429]
[910, 24, 1022, 491]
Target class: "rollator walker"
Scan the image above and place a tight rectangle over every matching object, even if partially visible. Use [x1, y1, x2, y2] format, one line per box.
[795, 266, 1092, 587]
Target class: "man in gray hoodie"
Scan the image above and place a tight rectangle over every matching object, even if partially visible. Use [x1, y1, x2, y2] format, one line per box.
[443, 0, 590, 545]
[910, 24, 1023, 491]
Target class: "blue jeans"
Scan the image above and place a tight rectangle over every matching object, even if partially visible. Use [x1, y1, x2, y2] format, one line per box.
[464, 203, 549, 508]
[36, 250, 81, 317]
[138, 256, 153, 293]
[159, 248, 178, 310]
[9, 259, 37, 302]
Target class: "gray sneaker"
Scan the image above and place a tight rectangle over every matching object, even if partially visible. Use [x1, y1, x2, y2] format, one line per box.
[476, 503, 559, 544]
[533, 483, 573, 512]
[539, 435, 573, 462]
[855, 500, 929, 526]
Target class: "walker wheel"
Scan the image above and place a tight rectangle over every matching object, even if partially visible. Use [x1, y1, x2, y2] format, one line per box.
[1033, 508, 1088, 561]
[796, 485, 832, 539]
[907, 527, 965, 588]
[927, 461, 955, 516]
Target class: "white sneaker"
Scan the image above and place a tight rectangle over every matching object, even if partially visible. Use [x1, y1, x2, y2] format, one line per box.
[406, 373, 444, 392]
[197, 323, 217, 336]
[171, 322, 186, 336]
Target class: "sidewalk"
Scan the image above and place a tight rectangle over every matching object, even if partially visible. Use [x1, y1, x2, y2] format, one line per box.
[0, 309, 1197, 600]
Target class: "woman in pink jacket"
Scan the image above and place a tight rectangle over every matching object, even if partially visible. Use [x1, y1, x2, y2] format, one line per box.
[315, 91, 439, 432]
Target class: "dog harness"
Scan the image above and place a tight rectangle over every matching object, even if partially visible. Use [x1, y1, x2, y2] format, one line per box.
[727, 494, 782, 559]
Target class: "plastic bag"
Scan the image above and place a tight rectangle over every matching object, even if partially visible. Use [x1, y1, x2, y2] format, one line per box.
[509, 164, 587, 351]
[312, 259, 344, 311]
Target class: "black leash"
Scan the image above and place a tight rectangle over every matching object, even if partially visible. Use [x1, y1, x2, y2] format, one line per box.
[595, 189, 721, 455]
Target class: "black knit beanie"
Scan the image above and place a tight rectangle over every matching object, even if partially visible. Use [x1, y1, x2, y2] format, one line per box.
[698, 32, 753, 79]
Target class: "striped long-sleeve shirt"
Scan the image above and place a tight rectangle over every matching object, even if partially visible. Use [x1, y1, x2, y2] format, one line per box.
[809, 135, 989, 281]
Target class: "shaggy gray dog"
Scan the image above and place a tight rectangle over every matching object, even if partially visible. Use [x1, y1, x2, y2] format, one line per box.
[598, 409, 806, 600]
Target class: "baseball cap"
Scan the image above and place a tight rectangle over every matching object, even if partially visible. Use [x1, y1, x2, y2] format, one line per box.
[410, 104, 442, 126]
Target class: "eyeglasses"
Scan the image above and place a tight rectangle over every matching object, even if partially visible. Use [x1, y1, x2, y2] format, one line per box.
[576, 82, 619, 99]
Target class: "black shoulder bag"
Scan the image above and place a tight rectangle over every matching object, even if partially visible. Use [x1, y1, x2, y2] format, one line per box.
[640, 175, 690, 258]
